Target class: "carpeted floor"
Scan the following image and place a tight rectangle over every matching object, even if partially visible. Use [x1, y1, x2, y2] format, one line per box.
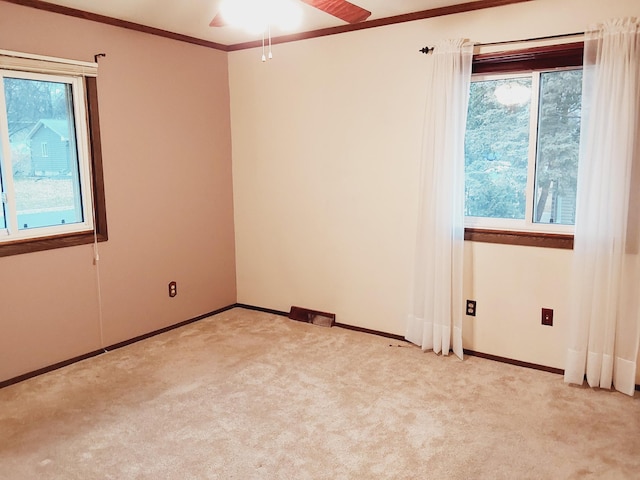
[1, 307, 639, 479]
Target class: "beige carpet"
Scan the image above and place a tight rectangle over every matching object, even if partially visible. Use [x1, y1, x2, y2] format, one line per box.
[1, 308, 639, 479]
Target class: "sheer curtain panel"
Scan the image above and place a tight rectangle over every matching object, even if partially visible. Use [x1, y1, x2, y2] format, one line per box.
[406, 40, 473, 359]
[564, 18, 640, 396]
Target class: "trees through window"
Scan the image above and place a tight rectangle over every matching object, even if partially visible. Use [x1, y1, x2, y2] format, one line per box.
[465, 69, 582, 231]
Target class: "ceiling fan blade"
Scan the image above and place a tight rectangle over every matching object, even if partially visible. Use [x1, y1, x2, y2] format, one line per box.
[209, 12, 227, 27]
[300, 0, 371, 24]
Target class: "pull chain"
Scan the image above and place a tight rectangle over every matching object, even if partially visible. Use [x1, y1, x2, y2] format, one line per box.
[261, 24, 273, 62]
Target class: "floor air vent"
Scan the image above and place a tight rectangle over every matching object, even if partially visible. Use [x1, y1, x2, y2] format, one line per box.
[289, 306, 335, 328]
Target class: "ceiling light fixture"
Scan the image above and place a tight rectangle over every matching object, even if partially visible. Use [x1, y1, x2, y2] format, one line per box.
[219, 0, 303, 61]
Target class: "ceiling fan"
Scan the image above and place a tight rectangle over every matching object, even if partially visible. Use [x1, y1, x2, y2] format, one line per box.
[209, 0, 372, 27]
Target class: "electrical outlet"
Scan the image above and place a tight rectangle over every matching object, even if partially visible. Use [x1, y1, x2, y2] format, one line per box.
[542, 308, 553, 326]
[168, 281, 177, 298]
[466, 300, 476, 316]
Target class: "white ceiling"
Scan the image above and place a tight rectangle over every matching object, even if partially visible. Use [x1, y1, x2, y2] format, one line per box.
[35, 0, 487, 47]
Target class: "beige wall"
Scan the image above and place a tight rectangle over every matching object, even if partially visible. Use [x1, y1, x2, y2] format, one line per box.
[0, 2, 237, 382]
[229, 0, 640, 380]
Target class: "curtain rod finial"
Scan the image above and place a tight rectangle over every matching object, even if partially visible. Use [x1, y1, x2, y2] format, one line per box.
[419, 46, 434, 55]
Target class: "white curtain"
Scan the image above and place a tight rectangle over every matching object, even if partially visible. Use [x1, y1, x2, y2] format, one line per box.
[406, 39, 473, 359]
[564, 18, 640, 396]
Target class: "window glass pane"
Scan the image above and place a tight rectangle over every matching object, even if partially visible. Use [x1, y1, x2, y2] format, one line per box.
[465, 77, 531, 219]
[534, 70, 582, 225]
[4, 77, 84, 230]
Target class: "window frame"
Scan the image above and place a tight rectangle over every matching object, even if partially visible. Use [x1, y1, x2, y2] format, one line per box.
[0, 72, 107, 258]
[464, 41, 584, 249]
[0, 70, 95, 240]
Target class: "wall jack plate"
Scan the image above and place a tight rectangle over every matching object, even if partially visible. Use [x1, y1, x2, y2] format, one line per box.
[169, 281, 177, 298]
[466, 300, 476, 317]
[542, 308, 553, 326]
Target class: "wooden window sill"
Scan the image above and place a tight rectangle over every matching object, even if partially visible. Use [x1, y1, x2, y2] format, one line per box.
[0, 231, 108, 257]
[464, 228, 573, 249]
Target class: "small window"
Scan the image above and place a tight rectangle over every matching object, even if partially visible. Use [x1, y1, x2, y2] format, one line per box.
[0, 50, 107, 257]
[465, 68, 582, 233]
[464, 43, 583, 241]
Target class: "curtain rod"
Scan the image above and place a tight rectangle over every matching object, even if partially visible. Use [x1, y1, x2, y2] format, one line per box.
[419, 31, 584, 54]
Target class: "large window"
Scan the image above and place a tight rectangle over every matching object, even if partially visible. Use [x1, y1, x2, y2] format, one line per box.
[463, 42, 583, 247]
[0, 50, 106, 257]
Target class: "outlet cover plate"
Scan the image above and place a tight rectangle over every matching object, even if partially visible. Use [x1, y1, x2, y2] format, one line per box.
[466, 300, 476, 317]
